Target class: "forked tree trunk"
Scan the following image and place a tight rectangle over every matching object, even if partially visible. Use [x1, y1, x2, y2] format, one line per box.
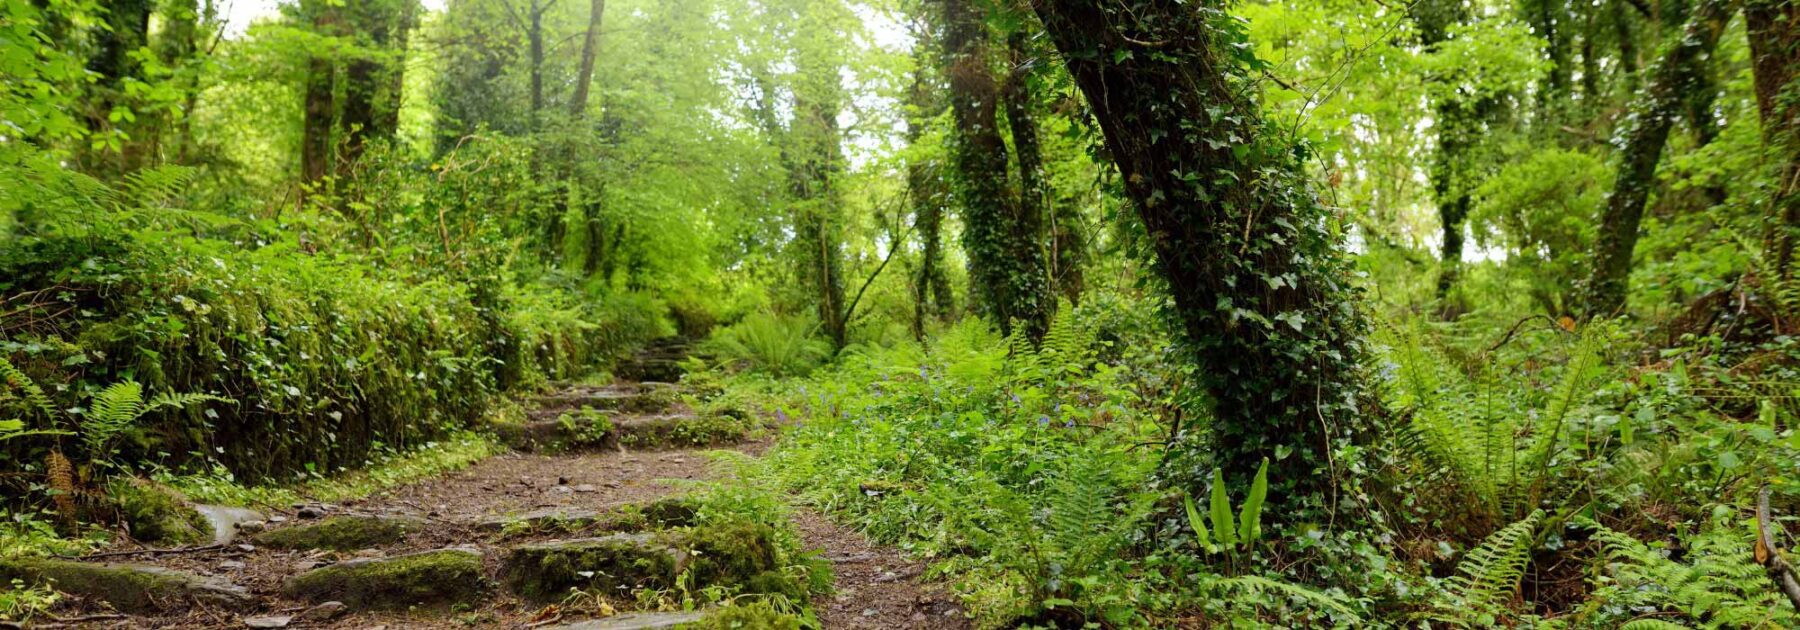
[568, 0, 607, 118]
[939, 0, 1051, 341]
[1583, 0, 1734, 316]
[1030, 0, 1372, 507]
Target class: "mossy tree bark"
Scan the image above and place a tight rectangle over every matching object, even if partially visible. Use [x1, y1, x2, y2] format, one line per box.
[906, 40, 955, 337]
[299, 0, 342, 201]
[1582, 0, 1735, 317]
[81, 0, 153, 174]
[938, 0, 1052, 340]
[341, 0, 415, 171]
[1029, 1, 1373, 508]
[1413, 0, 1476, 300]
[1004, 31, 1087, 306]
[1747, 0, 1800, 284]
[568, 0, 607, 118]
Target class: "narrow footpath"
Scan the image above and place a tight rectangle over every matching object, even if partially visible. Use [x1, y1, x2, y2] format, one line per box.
[7, 343, 967, 629]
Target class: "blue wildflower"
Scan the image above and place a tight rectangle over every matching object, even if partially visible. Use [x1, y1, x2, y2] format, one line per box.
[1037, 415, 1050, 426]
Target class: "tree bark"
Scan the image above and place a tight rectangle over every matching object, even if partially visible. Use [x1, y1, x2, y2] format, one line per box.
[1030, 0, 1373, 508]
[1747, 0, 1800, 284]
[1614, 0, 1641, 95]
[1004, 31, 1085, 307]
[1583, 0, 1734, 317]
[528, 0, 546, 122]
[906, 41, 954, 336]
[939, 0, 1051, 340]
[1414, 0, 1477, 300]
[568, 0, 607, 118]
[81, 0, 153, 174]
[300, 0, 342, 200]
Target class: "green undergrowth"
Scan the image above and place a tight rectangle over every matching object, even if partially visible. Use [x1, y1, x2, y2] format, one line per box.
[551, 456, 832, 627]
[154, 430, 505, 508]
[740, 299, 1800, 628]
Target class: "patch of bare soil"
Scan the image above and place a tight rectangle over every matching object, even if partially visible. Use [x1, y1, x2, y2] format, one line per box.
[793, 509, 968, 630]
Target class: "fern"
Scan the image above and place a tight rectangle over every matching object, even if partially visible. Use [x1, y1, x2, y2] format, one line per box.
[1044, 452, 1115, 571]
[1448, 509, 1544, 612]
[1583, 517, 1800, 629]
[0, 357, 57, 421]
[1220, 575, 1363, 620]
[81, 381, 146, 459]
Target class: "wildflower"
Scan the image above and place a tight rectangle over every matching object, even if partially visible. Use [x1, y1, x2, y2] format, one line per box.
[1037, 415, 1050, 426]
[1064, 419, 1075, 428]
[775, 409, 789, 423]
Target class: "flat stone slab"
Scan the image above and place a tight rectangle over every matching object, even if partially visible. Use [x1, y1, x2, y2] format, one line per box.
[501, 534, 687, 602]
[548, 611, 708, 629]
[254, 515, 427, 551]
[193, 504, 263, 545]
[282, 548, 488, 611]
[477, 507, 603, 533]
[0, 557, 252, 613]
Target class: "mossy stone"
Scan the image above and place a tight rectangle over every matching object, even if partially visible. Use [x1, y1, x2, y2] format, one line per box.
[675, 522, 782, 591]
[500, 534, 686, 602]
[111, 479, 210, 545]
[0, 557, 252, 613]
[254, 515, 427, 551]
[281, 548, 489, 610]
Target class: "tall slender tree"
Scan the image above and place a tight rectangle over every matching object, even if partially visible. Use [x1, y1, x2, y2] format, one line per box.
[1747, 0, 1800, 284]
[938, 0, 1051, 340]
[81, 0, 153, 173]
[906, 34, 955, 336]
[299, 0, 342, 199]
[1029, 1, 1372, 506]
[1583, 0, 1735, 316]
[568, 0, 607, 118]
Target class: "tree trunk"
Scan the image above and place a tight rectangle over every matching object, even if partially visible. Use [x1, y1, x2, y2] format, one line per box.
[299, 1, 342, 200]
[82, 0, 153, 174]
[1004, 31, 1085, 307]
[794, 94, 849, 349]
[340, 0, 412, 171]
[1583, 0, 1734, 317]
[529, 0, 545, 122]
[568, 0, 607, 118]
[1614, 0, 1640, 95]
[1747, 0, 1800, 283]
[1030, 0, 1373, 508]
[906, 43, 954, 337]
[373, 0, 416, 139]
[1414, 0, 1476, 300]
[939, 0, 1051, 340]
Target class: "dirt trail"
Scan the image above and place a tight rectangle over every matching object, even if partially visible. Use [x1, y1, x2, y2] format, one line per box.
[20, 356, 967, 629]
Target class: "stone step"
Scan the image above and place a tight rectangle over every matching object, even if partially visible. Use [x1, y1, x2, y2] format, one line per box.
[496, 413, 748, 454]
[0, 557, 252, 613]
[614, 359, 687, 384]
[476, 497, 699, 536]
[547, 611, 708, 629]
[532, 384, 681, 415]
[501, 523, 791, 604]
[501, 534, 687, 602]
[253, 515, 428, 551]
[282, 548, 489, 611]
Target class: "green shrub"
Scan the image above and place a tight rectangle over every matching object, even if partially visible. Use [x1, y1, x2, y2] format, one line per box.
[702, 313, 830, 377]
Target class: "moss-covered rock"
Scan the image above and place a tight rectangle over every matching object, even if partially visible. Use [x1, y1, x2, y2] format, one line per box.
[500, 534, 686, 602]
[615, 414, 750, 449]
[691, 602, 803, 630]
[111, 478, 210, 545]
[478, 507, 603, 534]
[0, 557, 252, 613]
[281, 548, 488, 610]
[675, 522, 786, 595]
[254, 515, 426, 551]
[547, 610, 708, 629]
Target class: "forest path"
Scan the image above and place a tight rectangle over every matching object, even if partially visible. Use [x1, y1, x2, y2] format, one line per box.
[24, 356, 965, 629]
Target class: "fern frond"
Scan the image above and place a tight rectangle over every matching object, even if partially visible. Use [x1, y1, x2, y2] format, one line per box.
[81, 381, 145, 458]
[1450, 509, 1543, 610]
[0, 357, 57, 420]
[1222, 575, 1362, 619]
[145, 392, 234, 413]
[1619, 619, 1691, 630]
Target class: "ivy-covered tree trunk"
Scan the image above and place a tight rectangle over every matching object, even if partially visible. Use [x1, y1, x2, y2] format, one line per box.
[1004, 31, 1086, 307]
[299, 0, 341, 199]
[939, 0, 1051, 340]
[906, 44, 954, 336]
[341, 1, 410, 171]
[1747, 0, 1800, 283]
[1582, 0, 1734, 317]
[81, 0, 153, 174]
[528, 0, 546, 123]
[568, 0, 606, 118]
[1030, 1, 1372, 507]
[1413, 0, 1476, 300]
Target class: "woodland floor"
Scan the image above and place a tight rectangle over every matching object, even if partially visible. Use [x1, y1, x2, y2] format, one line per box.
[21, 371, 967, 629]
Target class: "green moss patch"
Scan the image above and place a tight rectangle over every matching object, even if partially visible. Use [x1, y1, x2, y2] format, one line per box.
[110, 479, 211, 546]
[254, 515, 426, 551]
[500, 534, 686, 602]
[281, 548, 488, 610]
[615, 415, 753, 449]
[0, 557, 251, 613]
